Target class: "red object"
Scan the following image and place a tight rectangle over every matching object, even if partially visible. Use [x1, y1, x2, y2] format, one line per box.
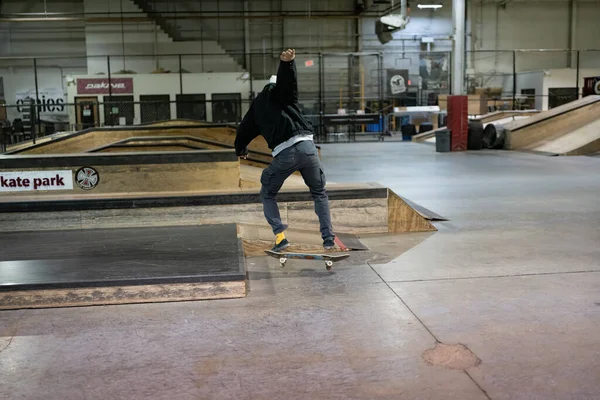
[334, 236, 348, 251]
[77, 78, 134, 95]
[305, 60, 314, 67]
[447, 95, 468, 151]
[583, 77, 600, 97]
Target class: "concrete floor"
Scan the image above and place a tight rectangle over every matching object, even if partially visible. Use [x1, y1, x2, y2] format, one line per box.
[1, 143, 600, 399]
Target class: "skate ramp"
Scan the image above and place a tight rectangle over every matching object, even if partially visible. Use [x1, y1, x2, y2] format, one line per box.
[472, 110, 539, 124]
[532, 118, 600, 156]
[0, 224, 247, 310]
[412, 111, 537, 144]
[412, 127, 446, 143]
[5, 120, 272, 156]
[0, 184, 439, 236]
[504, 95, 600, 153]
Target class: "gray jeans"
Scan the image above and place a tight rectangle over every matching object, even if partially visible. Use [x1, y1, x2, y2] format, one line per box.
[260, 140, 334, 240]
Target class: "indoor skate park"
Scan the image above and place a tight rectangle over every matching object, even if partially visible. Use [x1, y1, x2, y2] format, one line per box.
[0, 0, 599, 398]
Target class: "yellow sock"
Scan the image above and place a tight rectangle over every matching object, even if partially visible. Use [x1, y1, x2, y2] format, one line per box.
[275, 232, 286, 244]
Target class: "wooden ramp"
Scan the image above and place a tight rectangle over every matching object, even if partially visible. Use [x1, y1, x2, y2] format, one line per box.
[0, 184, 439, 236]
[532, 118, 600, 156]
[5, 121, 272, 156]
[504, 95, 600, 152]
[0, 224, 247, 310]
[412, 127, 446, 143]
[471, 110, 539, 124]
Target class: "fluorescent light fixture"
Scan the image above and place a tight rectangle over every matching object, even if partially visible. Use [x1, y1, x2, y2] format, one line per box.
[418, 4, 443, 9]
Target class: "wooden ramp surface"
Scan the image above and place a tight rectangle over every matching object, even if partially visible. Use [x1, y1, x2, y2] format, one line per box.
[533, 118, 600, 155]
[238, 224, 369, 256]
[472, 110, 539, 124]
[6, 122, 272, 156]
[504, 96, 600, 151]
[504, 96, 600, 132]
[412, 127, 446, 143]
[0, 184, 440, 236]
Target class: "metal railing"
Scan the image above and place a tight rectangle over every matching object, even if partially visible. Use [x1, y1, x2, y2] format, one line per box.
[1, 49, 599, 147]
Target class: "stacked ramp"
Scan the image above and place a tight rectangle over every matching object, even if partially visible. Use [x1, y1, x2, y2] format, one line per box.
[502, 95, 600, 155]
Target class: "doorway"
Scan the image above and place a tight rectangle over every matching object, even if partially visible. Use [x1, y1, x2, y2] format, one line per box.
[75, 96, 99, 130]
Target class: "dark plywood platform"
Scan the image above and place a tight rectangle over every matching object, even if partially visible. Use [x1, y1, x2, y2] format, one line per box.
[0, 224, 247, 309]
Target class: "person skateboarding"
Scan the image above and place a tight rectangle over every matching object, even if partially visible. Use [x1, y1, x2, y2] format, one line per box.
[234, 48, 335, 251]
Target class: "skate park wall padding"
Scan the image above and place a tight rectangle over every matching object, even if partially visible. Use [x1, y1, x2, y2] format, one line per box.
[0, 184, 440, 235]
[0, 150, 241, 196]
[5, 122, 272, 156]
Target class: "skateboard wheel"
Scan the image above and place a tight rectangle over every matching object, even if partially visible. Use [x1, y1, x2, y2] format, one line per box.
[325, 260, 333, 270]
[279, 257, 287, 268]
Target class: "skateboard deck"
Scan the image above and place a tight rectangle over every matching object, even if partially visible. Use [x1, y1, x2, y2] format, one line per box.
[264, 250, 350, 270]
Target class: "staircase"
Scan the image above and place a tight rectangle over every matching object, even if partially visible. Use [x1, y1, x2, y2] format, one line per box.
[130, 0, 183, 41]
[130, 0, 247, 71]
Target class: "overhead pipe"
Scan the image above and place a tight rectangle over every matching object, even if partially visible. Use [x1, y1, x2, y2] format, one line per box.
[0, 10, 375, 17]
[0, 15, 369, 23]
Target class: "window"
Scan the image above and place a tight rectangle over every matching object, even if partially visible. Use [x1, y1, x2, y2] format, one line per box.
[104, 95, 134, 126]
[548, 88, 577, 109]
[176, 94, 206, 121]
[211, 93, 241, 123]
[520, 89, 536, 110]
[140, 95, 171, 123]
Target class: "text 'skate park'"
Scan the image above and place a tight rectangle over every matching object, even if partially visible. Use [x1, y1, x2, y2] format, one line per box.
[0, 171, 74, 192]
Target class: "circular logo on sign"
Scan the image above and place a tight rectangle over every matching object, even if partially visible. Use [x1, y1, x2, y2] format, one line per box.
[75, 167, 100, 190]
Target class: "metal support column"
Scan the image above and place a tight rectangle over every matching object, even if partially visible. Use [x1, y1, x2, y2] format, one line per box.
[568, 0, 577, 68]
[178, 55, 183, 95]
[452, 0, 466, 95]
[318, 52, 324, 142]
[243, 0, 251, 71]
[33, 58, 39, 144]
[576, 50, 580, 98]
[107, 55, 112, 126]
[512, 51, 517, 110]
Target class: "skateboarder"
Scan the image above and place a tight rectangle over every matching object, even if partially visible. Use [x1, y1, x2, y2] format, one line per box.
[234, 48, 335, 251]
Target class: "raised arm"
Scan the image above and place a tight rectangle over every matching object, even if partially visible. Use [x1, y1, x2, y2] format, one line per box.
[274, 49, 298, 105]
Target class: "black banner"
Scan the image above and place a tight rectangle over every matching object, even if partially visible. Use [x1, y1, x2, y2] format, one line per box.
[386, 69, 409, 98]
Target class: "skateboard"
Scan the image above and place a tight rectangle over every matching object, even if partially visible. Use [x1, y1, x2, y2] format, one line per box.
[264, 250, 350, 270]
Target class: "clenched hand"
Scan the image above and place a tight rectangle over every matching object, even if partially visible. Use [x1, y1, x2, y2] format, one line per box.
[280, 49, 296, 62]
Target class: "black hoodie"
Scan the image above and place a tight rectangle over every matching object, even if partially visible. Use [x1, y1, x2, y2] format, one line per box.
[234, 59, 313, 156]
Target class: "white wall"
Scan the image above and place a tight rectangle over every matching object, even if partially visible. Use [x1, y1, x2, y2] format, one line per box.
[542, 68, 600, 110]
[0, 0, 86, 58]
[66, 72, 252, 126]
[361, 0, 600, 92]
[0, 67, 86, 123]
[514, 71, 545, 111]
[512, 68, 600, 110]
[83, 0, 243, 75]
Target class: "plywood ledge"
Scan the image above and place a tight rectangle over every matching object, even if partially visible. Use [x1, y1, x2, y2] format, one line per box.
[387, 189, 437, 233]
[0, 280, 247, 310]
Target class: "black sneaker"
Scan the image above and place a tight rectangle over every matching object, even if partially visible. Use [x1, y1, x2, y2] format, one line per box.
[323, 237, 335, 250]
[272, 238, 290, 252]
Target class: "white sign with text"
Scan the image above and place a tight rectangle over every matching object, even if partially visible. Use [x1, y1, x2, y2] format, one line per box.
[0, 171, 73, 192]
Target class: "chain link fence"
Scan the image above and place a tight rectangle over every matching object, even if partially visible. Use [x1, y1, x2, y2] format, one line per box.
[2, 49, 599, 149]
